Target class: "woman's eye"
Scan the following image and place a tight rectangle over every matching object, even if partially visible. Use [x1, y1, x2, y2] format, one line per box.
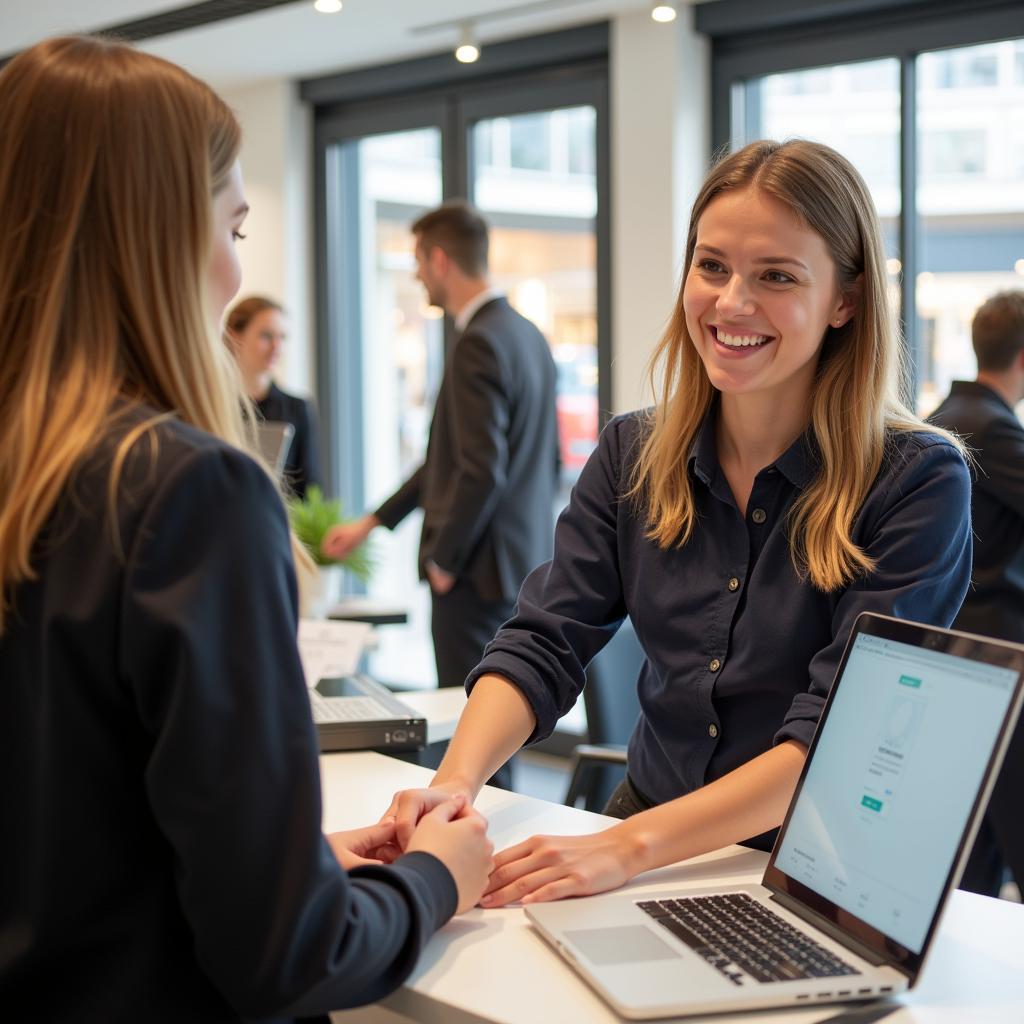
[763, 270, 794, 284]
[232, 231, 247, 242]
[697, 259, 724, 273]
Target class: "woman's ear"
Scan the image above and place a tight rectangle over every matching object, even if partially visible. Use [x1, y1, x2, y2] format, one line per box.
[831, 273, 863, 329]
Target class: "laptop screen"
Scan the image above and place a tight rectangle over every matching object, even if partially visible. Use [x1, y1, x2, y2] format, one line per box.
[772, 626, 1018, 955]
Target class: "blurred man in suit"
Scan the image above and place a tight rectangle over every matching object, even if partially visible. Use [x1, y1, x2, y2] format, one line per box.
[325, 201, 559, 758]
[929, 289, 1024, 899]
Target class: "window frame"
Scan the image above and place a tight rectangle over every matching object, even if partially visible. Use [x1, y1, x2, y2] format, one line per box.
[305, 24, 611, 510]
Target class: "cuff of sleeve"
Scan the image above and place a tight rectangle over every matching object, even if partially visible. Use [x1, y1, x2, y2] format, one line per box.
[388, 851, 459, 933]
[466, 650, 560, 746]
[773, 692, 825, 749]
[372, 502, 401, 532]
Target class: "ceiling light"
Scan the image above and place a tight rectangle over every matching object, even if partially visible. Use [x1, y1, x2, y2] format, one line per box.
[651, 2, 677, 22]
[314, 0, 342, 13]
[455, 23, 480, 64]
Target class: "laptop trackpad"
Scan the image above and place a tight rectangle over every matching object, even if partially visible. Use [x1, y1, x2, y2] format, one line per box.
[564, 926, 680, 965]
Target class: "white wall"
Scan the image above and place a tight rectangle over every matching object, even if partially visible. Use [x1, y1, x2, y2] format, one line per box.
[610, 6, 709, 412]
[219, 78, 315, 396]
[220, 8, 710, 413]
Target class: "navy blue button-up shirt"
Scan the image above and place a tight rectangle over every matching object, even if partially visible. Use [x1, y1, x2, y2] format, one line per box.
[468, 409, 971, 809]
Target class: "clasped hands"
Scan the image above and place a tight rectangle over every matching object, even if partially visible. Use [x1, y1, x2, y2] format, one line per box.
[328, 783, 639, 907]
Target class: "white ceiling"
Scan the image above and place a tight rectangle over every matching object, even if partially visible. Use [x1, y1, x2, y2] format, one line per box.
[0, 0, 665, 88]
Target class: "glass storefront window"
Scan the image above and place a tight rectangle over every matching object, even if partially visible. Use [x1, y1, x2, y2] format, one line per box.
[916, 38, 1024, 416]
[472, 106, 599, 498]
[349, 127, 443, 686]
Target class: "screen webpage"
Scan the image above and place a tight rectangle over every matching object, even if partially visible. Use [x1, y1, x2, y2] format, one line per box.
[775, 632, 1017, 953]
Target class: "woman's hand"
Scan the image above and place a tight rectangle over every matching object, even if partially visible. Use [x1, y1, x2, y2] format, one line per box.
[380, 780, 476, 850]
[327, 819, 402, 870]
[480, 826, 644, 907]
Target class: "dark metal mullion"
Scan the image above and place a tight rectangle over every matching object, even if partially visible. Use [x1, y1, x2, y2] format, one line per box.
[594, 72, 613, 425]
[442, 98, 470, 359]
[899, 52, 919, 403]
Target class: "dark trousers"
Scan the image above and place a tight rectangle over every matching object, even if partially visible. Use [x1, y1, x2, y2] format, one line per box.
[961, 718, 1024, 897]
[430, 580, 516, 790]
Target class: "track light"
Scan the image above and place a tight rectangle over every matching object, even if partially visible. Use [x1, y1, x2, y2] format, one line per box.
[455, 23, 480, 64]
[314, 0, 342, 12]
[651, 2, 677, 23]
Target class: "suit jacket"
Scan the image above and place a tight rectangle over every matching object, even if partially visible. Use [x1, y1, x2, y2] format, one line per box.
[0, 405, 456, 1022]
[929, 380, 1024, 643]
[375, 296, 559, 603]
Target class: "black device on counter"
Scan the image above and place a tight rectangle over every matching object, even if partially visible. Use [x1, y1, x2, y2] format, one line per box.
[310, 674, 426, 753]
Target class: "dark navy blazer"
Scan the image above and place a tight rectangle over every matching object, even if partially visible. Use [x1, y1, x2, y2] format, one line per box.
[0, 406, 455, 1022]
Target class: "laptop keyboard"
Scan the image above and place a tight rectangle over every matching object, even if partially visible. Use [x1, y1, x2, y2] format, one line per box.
[308, 690, 396, 722]
[637, 893, 860, 986]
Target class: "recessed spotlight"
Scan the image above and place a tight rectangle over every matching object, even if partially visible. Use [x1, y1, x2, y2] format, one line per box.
[651, 2, 677, 23]
[455, 23, 480, 64]
[1015, 258, 1024, 276]
[314, 0, 342, 13]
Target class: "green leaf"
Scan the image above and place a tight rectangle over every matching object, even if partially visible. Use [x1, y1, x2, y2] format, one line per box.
[286, 485, 374, 578]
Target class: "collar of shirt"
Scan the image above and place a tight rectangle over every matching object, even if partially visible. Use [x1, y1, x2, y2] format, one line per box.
[687, 402, 819, 491]
[454, 287, 504, 333]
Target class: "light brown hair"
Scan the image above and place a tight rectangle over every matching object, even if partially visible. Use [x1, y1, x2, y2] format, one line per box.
[412, 199, 489, 277]
[226, 295, 285, 338]
[972, 290, 1024, 372]
[0, 36, 283, 628]
[630, 139, 960, 591]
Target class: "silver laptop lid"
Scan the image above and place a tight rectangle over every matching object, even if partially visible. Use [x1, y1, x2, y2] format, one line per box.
[764, 612, 1024, 980]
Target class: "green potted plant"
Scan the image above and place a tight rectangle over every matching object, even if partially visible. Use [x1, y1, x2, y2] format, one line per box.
[287, 486, 372, 617]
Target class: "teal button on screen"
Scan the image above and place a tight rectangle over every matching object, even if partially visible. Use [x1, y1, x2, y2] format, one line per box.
[899, 674, 922, 688]
[861, 795, 884, 812]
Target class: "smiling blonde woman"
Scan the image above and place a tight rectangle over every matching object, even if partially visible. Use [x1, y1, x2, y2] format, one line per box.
[380, 139, 972, 906]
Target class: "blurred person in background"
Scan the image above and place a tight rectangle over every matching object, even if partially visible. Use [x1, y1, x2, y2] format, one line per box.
[226, 295, 323, 498]
[324, 201, 559, 793]
[929, 289, 1024, 900]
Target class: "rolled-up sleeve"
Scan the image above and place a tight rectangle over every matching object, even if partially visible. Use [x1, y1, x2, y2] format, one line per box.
[466, 417, 634, 743]
[775, 438, 972, 749]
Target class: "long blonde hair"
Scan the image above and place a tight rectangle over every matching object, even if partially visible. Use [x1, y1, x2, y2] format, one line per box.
[631, 139, 957, 591]
[0, 36, 293, 629]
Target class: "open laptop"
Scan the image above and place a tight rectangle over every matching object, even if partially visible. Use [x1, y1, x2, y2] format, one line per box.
[526, 612, 1024, 1018]
[311, 674, 427, 754]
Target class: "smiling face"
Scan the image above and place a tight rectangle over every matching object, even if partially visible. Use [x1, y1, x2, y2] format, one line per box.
[683, 187, 857, 409]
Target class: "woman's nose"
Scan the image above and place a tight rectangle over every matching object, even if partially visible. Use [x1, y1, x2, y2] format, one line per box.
[716, 275, 755, 317]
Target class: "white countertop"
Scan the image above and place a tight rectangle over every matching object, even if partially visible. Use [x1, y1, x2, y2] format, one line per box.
[321, 752, 1024, 1024]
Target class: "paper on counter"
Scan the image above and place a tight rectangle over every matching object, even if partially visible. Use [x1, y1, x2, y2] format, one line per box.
[297, 618, 373, 687]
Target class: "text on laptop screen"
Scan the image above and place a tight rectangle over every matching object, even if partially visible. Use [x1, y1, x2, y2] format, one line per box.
[775, 631, 1017, 953]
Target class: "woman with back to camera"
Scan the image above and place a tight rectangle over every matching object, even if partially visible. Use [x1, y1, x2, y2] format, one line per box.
[226, 295, 323, 498]
[0, 36, 492, 1020]
[380, 139, 972, 905]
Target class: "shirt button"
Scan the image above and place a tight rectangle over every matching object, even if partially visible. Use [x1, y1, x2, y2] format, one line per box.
[727, 577, 740, 592]
[709, 723, 719, 738]
[751, 508, 767, 524]
[709, 658, 721, 672]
